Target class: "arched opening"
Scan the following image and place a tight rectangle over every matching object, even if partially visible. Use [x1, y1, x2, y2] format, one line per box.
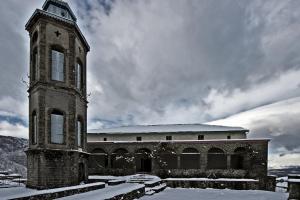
[181, 148, 200, 169]
[111, 148, 131, 169]
[77, 116, 84, 147]
[50, 109, 64, 144]
[207, 147, 226, 169]
[135, 148, 152, 172]
[51, 46, 65, 82]
[78, 162, 85, 183]
[89, 148, 108, 171]
[32, 31, 38, 43]
[76, 59, 83, 90]
[32, 48, 38, 82]
[32, 111, 37, 145]
[159, 148, 177, 169]
[231, 147, 247, 169]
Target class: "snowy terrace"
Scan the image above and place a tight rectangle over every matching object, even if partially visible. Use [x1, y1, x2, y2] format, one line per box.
[139, 188, 288, 200]
[0, 174, 293, 200]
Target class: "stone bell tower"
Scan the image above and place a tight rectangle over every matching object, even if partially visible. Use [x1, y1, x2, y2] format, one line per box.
[25, 0, 90, 189]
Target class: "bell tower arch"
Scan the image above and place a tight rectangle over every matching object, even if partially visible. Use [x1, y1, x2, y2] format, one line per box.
[25, 0, 90, 189]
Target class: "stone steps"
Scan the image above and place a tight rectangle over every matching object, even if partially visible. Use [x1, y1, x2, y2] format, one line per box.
[145, 183, 167, 196]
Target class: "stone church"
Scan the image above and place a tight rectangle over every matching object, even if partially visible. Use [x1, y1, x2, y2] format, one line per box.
[25, 0, 270, 190]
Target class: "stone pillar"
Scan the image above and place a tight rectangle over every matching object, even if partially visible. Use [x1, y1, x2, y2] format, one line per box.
[177, 155, 181, 169]
[200, 153, 207, 170]
[107, 154, 111, 168]
[227, 154, 231, 169]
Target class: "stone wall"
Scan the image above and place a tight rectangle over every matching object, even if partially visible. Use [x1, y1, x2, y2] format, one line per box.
[26, 149, 89, 189]
[88, 131, 247, 142]
[164, 179, 260, 190]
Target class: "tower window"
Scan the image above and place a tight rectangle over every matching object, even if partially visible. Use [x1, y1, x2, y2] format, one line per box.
[76, 63, 82, 89]
[32, 50, 38, 82]
[50, 110, 64, 144]
[136, 136, 142, 141]
[77, 119, 83, 147]
[198, 135, 204, 140]
[32, 31, 38, 43]
[227, 135, 231, 139]
[166, 136, 172, 140]
[103, 137, 107, 141]
[51, 50, 64, 81]
[32, 111, 37, 144]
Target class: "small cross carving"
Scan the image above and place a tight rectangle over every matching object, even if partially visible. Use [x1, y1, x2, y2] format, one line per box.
[55, 30, 61, 37]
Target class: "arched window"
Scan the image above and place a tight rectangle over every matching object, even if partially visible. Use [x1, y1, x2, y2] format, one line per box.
[32, 48, 38, 82]
[181, 148, 200, 169]
[231, 147, 247, 169]
[32, 111, 37, 144]
[112, 148, 130, 169]
[50, 110, 64, 144]
[77, 118, 83, 147]
[51, 49, 64, 81]
[32, 31, 38, 43]
[76, 61, 83, 90]
[207, 148, 227, 169]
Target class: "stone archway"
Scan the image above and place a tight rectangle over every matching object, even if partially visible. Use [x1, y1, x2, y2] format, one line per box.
[181, 148, 200, 169]
[78, 162, 85, 183]
[135, 148, 152, 172]
[207, 147, 227, 169]
[111, 148, 130, 169]
[231, 147, 247, 169]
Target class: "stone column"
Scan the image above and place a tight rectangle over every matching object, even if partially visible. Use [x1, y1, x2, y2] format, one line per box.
[177, 155, 181, 169]
[227, 154, 231, 169]
[107, 154, 111, 168]
[200, 153, 207, 170]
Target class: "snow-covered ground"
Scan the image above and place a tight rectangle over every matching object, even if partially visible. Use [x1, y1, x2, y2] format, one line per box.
[0, 175, 290, 200]
[139, 188, 288, 200]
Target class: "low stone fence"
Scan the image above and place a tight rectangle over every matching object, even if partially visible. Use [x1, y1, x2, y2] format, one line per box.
[288, 174, 300, 200]
[7, 182, 105, 200]
[104, 185, 145, 200]
[164, 178, 260, 190]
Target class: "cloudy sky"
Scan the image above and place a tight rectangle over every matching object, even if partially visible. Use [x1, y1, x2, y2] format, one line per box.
[0, 0, 300, 168]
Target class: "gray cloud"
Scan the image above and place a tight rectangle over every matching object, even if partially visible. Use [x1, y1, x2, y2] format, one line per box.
[0, 0, 41, 118]
[68, 0, 300, 126]
[209, 97, 300, 166]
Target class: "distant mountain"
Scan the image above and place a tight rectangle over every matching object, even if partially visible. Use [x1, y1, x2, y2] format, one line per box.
[269, 166, 300, 177]
[0, 135, 28, 177]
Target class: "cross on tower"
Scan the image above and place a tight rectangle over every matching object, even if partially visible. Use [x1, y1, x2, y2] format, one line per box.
[55, 30, 61, 37]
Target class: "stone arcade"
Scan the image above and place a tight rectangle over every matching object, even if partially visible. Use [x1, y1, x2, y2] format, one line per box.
[26, 0, 271, 190]
[87, 124, 271, 190]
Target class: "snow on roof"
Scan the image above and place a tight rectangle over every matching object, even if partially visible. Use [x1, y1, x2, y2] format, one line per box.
[88, 124, 248, 134]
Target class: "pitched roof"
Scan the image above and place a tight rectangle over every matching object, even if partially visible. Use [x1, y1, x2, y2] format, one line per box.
[88, 124, 248, 134]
